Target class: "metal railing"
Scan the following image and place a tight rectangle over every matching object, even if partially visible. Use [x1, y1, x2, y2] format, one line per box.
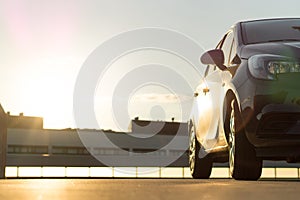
[3, 127, 300, 179]
[5, 166, 300, 179]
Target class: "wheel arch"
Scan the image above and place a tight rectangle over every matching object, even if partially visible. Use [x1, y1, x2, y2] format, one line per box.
[188, 118, 201, 144]
[223, 90, 239, 143]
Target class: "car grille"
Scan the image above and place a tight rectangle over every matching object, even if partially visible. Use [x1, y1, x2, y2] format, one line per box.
[256, 113, 300, 138]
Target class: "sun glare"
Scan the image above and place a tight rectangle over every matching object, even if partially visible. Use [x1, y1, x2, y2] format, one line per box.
[26, 77, 74, 129]
[9, 58, 78, 129]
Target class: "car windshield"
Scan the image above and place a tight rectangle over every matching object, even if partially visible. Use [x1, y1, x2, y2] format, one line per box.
[241, 19, 300, 44]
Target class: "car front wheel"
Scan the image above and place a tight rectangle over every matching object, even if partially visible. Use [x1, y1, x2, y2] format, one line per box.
[189, 122, 212, 179]
[228, 100, 262, 180]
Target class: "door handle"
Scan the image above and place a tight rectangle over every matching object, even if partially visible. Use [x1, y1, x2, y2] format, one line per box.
[203, 88, 210, 94]
[194, 92, 199, 97]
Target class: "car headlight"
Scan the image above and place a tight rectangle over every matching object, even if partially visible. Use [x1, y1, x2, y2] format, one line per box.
[248, 54, 300, 80]
[268, 61, 300, 74]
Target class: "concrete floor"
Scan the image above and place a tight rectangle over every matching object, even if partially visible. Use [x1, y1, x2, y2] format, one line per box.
[0, 179, 299, 200]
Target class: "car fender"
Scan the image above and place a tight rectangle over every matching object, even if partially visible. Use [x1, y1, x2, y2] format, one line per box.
[218, 80, 241, 146]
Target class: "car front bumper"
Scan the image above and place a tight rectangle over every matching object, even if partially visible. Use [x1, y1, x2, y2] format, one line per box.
[243, 103, 300, 159]
[237, 73, 300, 158]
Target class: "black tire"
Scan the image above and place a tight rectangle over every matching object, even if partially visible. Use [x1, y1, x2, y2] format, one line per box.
[228, 99, 262, 180]
[189, 122, 212, 179]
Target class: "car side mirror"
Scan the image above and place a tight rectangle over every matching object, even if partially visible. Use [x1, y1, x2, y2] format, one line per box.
[200, 49, 227, 70]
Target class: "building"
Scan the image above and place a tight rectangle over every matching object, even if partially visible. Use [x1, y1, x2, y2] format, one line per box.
[129, 117, 188, 136]
[2, 111, 188, 168]
[6, 112, 43, 130]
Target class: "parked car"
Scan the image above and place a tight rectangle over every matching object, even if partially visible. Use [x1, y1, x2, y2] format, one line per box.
[189, 18, 300, 180]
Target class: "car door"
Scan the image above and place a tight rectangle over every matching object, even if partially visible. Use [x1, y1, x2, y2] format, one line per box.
[194, 64, 223, 150]
[194, 31, 235, 151]
[219, 30, 237, 147]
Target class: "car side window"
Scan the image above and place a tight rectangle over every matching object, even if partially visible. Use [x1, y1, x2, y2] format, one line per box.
[221, 31, 234, 67]
[229, 39, 237, 66]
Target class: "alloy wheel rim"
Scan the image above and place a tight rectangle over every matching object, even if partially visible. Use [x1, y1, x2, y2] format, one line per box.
[229, 106, 236, 175]
[189, 125, 196, 173]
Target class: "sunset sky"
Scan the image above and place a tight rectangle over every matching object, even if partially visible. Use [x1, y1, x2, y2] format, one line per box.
[0, 0, 299, 130]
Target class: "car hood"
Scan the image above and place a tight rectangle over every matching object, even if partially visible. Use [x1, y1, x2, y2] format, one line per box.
[241, 42, 300, 59]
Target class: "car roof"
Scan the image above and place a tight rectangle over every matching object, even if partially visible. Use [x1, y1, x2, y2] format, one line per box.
[238, 17, 300, 24]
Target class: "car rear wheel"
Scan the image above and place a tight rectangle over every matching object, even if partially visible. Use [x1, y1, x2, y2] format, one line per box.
[189, 122, 212, 179]
[228, 100, 262, 180]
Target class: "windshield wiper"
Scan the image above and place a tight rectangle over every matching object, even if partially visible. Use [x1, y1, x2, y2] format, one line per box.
[267, 39, 300, 43]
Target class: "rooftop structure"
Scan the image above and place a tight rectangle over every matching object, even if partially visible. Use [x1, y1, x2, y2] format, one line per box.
[129, 117, 188, 136]
[6, 112, 43, 130]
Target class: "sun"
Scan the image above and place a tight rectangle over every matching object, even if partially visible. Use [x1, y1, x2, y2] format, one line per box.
[13, 67, 76, 129]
